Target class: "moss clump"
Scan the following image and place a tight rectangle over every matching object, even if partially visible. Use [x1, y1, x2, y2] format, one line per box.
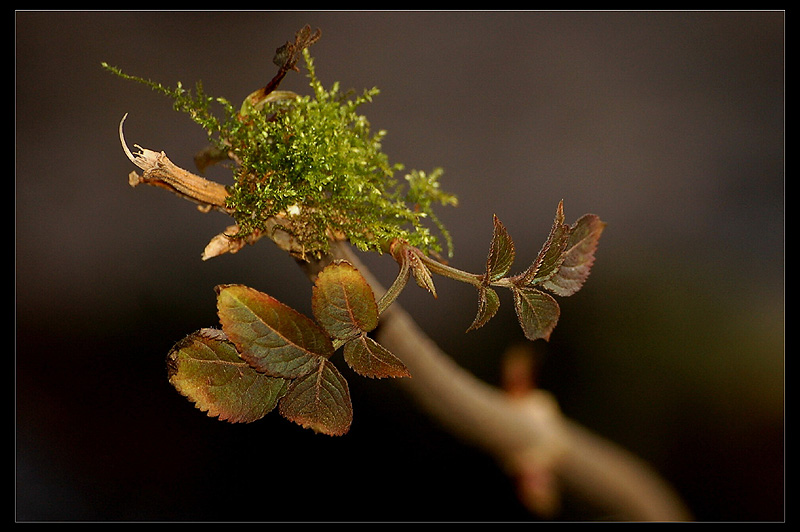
[104, 49, 456, 260]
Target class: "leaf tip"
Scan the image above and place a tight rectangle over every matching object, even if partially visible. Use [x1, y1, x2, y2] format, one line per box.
[343, 335, 411, 379]
[467, 286, 500, 333]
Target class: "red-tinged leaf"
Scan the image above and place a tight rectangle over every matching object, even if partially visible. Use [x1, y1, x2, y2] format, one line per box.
[543, 214, 606, 297]
[408, 251, 437, 298]
[167, 329, 289, 423]
[516, 201, 569, 287]
[279, 359, 353, 436]
[512, 287, 561, 342]
[312, 261, 379, 340]
[343, 334, 411, 378]
[389, 241, 437, 298]
[216, 284, 333, 379]
[467, 286, 500, 332]
[486, 215, 515, 282]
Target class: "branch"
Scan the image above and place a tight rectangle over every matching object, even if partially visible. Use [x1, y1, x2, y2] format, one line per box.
[120, 114, 229, 212]
[121, 135, 691, 521]
[329, 242, 692, 521]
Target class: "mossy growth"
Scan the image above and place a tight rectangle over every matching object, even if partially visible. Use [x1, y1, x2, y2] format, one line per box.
[104, 48, 457, 260]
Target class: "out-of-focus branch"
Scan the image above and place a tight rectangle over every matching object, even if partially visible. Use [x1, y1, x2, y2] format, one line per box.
[330, 242, 692, 521]
[121, 136, 692, 521]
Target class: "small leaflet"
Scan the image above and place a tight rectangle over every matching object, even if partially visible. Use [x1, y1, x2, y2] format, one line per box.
[216, 284, 334, 379]
[343, 334, 411, 379]
[167, 328, 289, 423]
[512, 287, 561, 342]
[279, 359, 353, 436]
[312, 261, 379, 340]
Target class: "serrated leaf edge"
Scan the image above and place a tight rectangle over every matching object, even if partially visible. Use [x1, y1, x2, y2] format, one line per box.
[343, 334, 411, 379]
[216, 283, 334, 379]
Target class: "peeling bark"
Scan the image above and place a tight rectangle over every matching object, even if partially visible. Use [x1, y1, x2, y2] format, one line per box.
[120, 114, 229, 212]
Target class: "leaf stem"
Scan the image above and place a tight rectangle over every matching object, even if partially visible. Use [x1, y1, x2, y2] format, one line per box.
[376, 252, 411, 315]
[415, 250, 484, 288]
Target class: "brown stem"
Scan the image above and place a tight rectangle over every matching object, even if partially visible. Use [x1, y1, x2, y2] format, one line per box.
[120, 114, 229, 212]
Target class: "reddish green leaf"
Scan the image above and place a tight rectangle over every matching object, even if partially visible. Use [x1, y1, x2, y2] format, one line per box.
[343, 334, 411, 378]
[512, 287, 561, 341]
[278, 359, 353, 436]
[216, 284, 333, 379]
[312, 261, 378, 340]
[467, 286, 500, 332]
[516, 201, 569, 287]
[486, 215, 515, 282]
[408, 251, 437, 298]
[543, 214, 606, 297]
[167, 329, 289, 423]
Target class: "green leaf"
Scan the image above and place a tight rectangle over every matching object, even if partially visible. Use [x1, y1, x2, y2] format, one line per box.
[543, 214, 606, 297]
[343, 334, 411, 378]
[467, 286, 500, 332]
[216, 284, 334, 379]
[312, 261, 378, 340]
[278, 359, 353, 436]
[516, 201, 569, 287]
[512, 287, 561, 341]
[167, 329, 289, 423]
[486, 215, 515, 282]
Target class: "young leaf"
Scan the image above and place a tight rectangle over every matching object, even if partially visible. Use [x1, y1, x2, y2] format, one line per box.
[216, 284, 334, 379]
[408, 250, 437, 298]
[515, 201, 569, 287]
[167, 328, 289, 423]
[343, 334, 411, 379]
[312, 261, 379, 340]
[486, 215, 515, 282]
[463, 216, 513, 332]
[467, 286, 500, 332]
[279, 359, 353, 436]
[387, 241, 437, 299]
[542, 214, 606, 297]
[511, 287, 561, 342]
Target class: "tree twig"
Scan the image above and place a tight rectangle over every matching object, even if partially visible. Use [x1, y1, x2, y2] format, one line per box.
[122, 136, 692, 521]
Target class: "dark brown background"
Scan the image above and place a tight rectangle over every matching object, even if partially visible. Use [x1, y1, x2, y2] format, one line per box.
[16, 11, 784, 521]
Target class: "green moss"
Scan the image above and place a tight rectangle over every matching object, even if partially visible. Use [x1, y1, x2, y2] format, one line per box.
[104, 50, 457, 259]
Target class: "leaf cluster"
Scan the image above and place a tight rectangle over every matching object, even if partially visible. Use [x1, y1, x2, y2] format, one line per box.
[167, 261, 407, 436]
[166, 201, 604, 435]
[389, 201, 606, 341]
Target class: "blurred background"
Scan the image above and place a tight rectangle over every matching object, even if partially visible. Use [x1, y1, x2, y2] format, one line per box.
[16, 11, 783, 521]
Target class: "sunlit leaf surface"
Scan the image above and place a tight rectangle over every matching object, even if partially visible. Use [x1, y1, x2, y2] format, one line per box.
[167, 329, 289, 423]
[343, 334, 411, 378]
[312, 261, 378, 340]
[279, 359, 353, 436]
[217, 284, 333, 378]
